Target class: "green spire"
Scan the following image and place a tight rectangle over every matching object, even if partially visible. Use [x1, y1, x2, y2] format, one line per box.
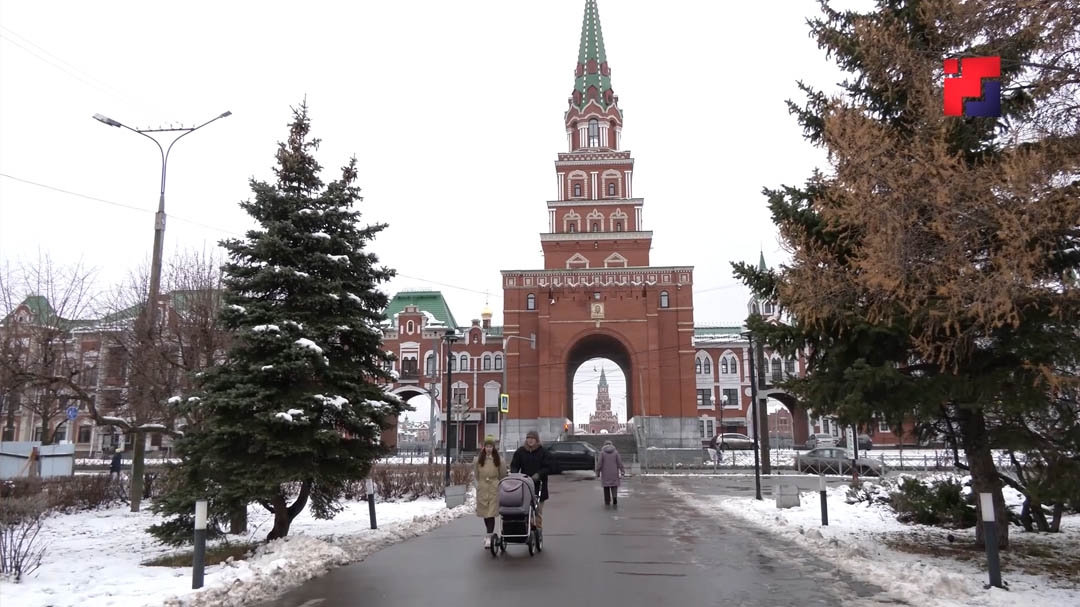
[573, 0, 613, 110]
[598, 367, 607, 387]
[759, 251, 767, 271]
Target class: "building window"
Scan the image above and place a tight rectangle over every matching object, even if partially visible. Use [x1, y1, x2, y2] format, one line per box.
[77, 425, 93, 443]
[452, 387, 467, 403]
[406, 320, 414, 334]
[483, 355, 492, 370]
[659, 291, 669, 308]
[763, 302, 774, 315]
[607, 183, 616, 196]
[695, 359, 702, 374]
[588, 118, 599, 147]
[591, 222, 599, 232]
[459, 354, 469, 371]
[573, 183, 582, 197]
[878, 420, 890, 433]
[494, 354, 503, 370]
[720, 357, 728, 374]
[486, 408, 499, 424]
[696, 389, 712, 407]
[615, 221, 623, 231]
[722, 388, 739, 408]
[449, 356, 456, 371]
[698, 418, 715, 439]
[81, 364, 98, 387]
[426, 354, 436, 375]
[822, 418, 830, 433]
[727, 356, 738, 376]
[770, 358, 782, 383]
[703, 358, 711, 374]
[785, 359, 795, 377]
[526, 294, 536, 310]
[568, 223, 576, 233]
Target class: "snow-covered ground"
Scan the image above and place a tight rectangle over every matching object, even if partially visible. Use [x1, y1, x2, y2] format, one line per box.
[1, 491, 475, 607]
[670, 475, 1080, 607]
[677, 447, 1022, 470]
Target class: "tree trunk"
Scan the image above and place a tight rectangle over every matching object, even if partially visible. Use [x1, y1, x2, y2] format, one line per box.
[266, 480, 313, 541]
[1031, 498, 1051, 532]
[229, 506, 247, 535]
[1020, 499, 1034, 532]
[129, 431, 146, 512]
[1050, 503, 1064, 533]
[957, 407, 1009, 549]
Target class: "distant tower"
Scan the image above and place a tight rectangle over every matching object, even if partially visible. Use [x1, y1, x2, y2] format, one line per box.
[587, 368, 621, 434]
[747, 252, 782, 321]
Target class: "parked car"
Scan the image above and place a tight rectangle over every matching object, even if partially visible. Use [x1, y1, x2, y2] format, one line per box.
[795, 447, 883, 476]
[836, 433, 873, 451]
[715, 433, 754, 450]
[805, 433, 838, 449]
[546, 441, 598, 473]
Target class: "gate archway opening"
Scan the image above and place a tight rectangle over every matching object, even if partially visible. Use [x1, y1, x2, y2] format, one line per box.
[565, 333, 633, 435]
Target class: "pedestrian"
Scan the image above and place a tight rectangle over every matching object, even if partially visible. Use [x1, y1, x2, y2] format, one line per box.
[109, 447, 123, 479]
[595, 439, 625, 506]
[474, 435, 506, 548]
[510, 430, 550, 529]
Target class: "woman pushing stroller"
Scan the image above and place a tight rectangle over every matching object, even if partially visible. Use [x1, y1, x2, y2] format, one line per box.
[509, 430, 550, 529]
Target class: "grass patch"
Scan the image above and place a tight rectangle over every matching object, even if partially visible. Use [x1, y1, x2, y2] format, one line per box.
[142, 541, 258, 568]
[885, 531, 1080, 584]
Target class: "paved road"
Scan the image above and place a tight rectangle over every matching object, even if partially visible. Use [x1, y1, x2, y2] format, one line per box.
[258, 472, 906, 607]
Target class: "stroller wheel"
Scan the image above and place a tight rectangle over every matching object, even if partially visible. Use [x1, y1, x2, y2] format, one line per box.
[527, 538, 534, 556]
[535, 529, 543, 553]
[489, 535, 499, 558]
[499, 540, 506, 554]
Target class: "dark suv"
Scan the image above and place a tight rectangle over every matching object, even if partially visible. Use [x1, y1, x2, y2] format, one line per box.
[546, 441, 598, 474]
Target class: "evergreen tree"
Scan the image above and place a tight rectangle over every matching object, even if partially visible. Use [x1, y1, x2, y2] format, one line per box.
[151, 101, 403, 543]
[734, 0, 1080, 548]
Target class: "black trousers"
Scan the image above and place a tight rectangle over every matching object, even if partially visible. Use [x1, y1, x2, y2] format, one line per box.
[484, 517, 495, 533]
[603, 486, 618, 504]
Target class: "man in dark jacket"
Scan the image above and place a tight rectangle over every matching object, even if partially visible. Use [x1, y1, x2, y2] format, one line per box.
[510, 430, 550, 528]
[109, 447, 123, 479]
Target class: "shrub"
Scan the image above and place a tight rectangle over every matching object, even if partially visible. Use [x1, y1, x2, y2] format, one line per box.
[889, 477, 977, 528]
[0, 496, 48, 581]
[2, 475, 126, 514]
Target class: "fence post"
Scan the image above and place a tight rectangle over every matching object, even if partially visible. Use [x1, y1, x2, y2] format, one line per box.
[367, 477, 377, 530]
[192, 500, 207, 589]
[979, 493, 1004, 589]
[819, 474, 829, 526]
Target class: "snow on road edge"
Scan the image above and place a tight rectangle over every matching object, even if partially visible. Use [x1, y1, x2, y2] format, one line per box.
[163, 490, 475, 607]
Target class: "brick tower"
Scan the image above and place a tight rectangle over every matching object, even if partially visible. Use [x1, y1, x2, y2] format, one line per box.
[587, 369, 621, 434]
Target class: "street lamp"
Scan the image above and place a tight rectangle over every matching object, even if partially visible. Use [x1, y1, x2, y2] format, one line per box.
[743, 330, 763, 501]
[443, 330, 459, 485]
[92, 111, 231, 342]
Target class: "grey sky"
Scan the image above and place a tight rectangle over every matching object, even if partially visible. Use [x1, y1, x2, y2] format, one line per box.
[1, 0, 866, 422]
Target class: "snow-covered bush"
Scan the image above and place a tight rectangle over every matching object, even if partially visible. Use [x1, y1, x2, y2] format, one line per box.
[0, 495, 48, 581]
[889, 476, 977, 528]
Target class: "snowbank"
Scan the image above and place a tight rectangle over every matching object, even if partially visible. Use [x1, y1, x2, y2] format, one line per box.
[668, 479, 1079, 607]
[1, 490, 474, 607]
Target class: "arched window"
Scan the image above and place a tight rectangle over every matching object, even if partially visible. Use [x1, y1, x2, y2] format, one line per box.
[526, 294, 536, 310]
[607, 183, 616, 196]
[720, 357, 728, 374]
[591, 222, 599, 232]
[728, 356, 738, 376]
[573, 183, 582, 197]
[615, 221, 623, 231]
[771, 358, 782, 382]
[589, 118, 599, 147]
[460, 354, 469, 371]
[426, 353, 435, 375]
[406, 320, 414, 334]
[568, 223, 576, 233]
[494, 354, 503, 370]
[483, 354, 492, 370]
[703, 358, 711, 374]
[449, 356, 456, 371]
[695, 359, 702, 374]
[659, 291, 669, 308]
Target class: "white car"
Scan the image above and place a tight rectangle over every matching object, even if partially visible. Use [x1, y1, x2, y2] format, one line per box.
[716, 433, 754, 450]
[805, 433, 838, 449]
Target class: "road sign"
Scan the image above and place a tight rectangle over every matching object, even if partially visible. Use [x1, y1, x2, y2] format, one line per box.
[499, 393, 509, 413]
[66, 406, 79, 420]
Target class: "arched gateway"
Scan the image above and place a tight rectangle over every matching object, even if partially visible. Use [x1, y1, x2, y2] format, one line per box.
[500, 0, 698, 448]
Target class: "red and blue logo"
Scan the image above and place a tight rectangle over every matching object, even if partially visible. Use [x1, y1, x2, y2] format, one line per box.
[944, 56, 1001, 117]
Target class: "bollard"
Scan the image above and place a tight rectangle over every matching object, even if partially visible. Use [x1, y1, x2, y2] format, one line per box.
[192, 500, 207, 589]
[979, 493, 1004, 589]
[819, 474, 829, 526]
[367, 478, 377, 530]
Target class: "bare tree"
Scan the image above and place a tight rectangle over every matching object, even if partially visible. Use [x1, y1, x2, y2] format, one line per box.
[87, 249, 229, 512]
[0, 255, 99, 445]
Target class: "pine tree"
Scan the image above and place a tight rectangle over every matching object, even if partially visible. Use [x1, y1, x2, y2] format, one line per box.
[734, 0, 1080, 548]
[151, 101, 403, 543]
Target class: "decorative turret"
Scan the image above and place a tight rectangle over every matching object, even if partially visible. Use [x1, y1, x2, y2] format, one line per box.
[565, 0, 623, 151]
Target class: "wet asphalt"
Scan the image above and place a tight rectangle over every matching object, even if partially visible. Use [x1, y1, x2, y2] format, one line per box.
[256, 471, 909, 607]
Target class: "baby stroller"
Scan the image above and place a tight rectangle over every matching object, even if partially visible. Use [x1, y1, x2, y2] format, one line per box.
[491, 472, 543, 557]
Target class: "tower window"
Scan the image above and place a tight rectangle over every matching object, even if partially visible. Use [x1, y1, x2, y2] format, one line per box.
[573, 183, 582, 197]
[607, 183, 616, 196]
[589, 118, 599, 147]
[526, 294, 536, 310]
[615, 221, 623, 231]
[591, 223, 599, 232]
[659, 291, 670, 308]
[568, 223, 576, 233]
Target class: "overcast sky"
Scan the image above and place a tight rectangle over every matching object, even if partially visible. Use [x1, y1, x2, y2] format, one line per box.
[1, 0, 865, 424]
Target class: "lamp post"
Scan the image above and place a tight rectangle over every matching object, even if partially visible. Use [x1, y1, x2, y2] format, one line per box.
[501, 334, 536, 453]
[93, 111, 231, 342]
[744, 330, 763, 501]
[443, 331, 459, 485]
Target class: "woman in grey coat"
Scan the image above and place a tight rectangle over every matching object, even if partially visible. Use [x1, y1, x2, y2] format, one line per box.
[595, 440, 625, 506]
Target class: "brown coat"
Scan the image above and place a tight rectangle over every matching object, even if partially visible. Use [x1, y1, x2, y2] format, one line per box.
[474, 454, 506, 518]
